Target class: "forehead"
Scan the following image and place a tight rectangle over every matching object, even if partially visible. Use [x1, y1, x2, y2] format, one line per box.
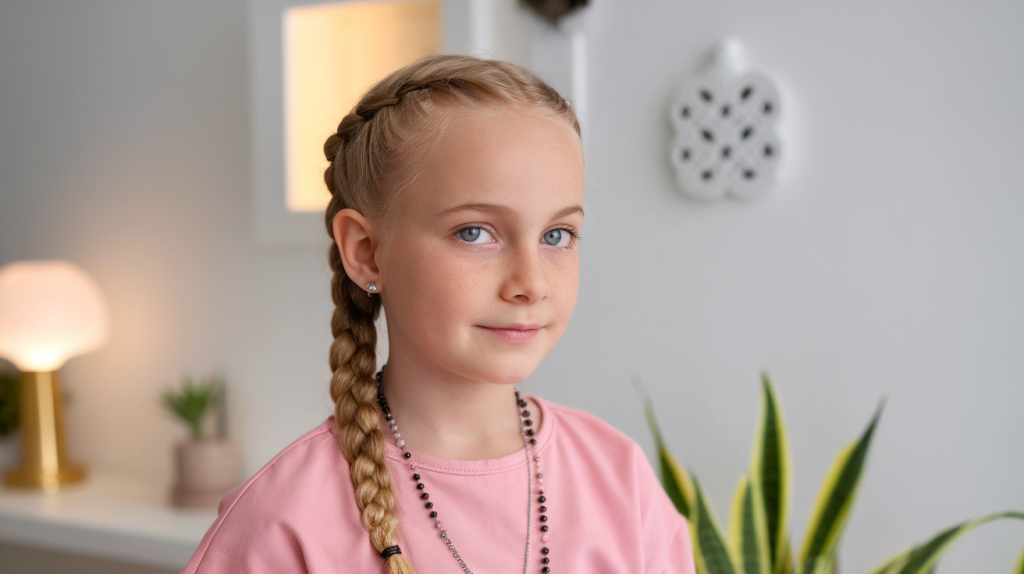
[399, 107, 584, 217]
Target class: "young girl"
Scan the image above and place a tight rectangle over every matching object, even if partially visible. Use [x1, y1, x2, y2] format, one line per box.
[182, 55, 695, 574]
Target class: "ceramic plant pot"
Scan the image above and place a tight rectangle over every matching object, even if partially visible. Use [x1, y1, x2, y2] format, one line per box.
[171, 439, 238, 508]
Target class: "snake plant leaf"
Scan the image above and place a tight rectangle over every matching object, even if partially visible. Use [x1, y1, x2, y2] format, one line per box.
[890, 511, 1024, 574]
[731, 475, 771, 574]
[798, 400, 884, 574]
[750, 373, 792, 573]
[776, 539, 794, 574]
[822, 548, 837, 574]
[693, 477, 740, 574]
[664, 446, 697, 520]
[634, 376, 695, 518]
[1014, 545, 1024, 574]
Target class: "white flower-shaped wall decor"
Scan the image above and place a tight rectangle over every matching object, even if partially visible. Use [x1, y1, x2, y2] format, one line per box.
[669, 40, 782, 202]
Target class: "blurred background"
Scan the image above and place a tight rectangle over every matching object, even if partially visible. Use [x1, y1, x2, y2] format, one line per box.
[0, 0, 1021, 572]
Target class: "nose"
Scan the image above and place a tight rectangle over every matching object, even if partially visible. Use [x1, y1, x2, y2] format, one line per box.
[500, 242, 550, 304]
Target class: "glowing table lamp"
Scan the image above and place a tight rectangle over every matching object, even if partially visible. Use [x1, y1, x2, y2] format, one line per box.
[0, 260, 110, 490]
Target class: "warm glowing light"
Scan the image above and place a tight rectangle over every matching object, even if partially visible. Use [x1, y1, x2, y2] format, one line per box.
[0, 261, 110, 372]
[284, 0, 442, 212]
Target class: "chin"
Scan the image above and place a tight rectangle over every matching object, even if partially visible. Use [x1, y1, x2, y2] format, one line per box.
[468, 356, 542, 386]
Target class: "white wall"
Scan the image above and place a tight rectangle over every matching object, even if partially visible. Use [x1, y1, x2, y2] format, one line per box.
[0, 1, 1021, 572]
[0, 0, 338, 495]
[551, 1, 1024, 571]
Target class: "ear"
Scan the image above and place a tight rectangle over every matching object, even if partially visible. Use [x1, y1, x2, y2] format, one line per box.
[332, 208, 382, 294]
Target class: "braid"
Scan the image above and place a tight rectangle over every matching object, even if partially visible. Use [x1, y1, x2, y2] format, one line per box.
[325, 117, 413, 574]
[322, 55, 579, 573]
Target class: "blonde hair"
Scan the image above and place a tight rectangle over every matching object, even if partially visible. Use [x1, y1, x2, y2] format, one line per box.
[322, 54, 579, 573]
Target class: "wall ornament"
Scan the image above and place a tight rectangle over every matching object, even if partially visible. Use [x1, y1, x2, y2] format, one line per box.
[669, 40, 782, 202]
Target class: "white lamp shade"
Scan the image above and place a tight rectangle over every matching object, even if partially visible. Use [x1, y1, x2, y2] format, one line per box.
[0, 260, 110, 371]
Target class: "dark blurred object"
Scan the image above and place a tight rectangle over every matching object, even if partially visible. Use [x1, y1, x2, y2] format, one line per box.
[0, 367, 18, 437]
[521, 0, 588, 23]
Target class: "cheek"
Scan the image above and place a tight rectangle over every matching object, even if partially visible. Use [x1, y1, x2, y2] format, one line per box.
[392, 242, 482, 328]
[549, 255, 580, 327]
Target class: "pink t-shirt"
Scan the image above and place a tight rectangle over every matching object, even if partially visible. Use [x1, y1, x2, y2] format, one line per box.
[182, 396, 695, 573]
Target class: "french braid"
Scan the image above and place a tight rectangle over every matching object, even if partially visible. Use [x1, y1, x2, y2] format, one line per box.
[323, 55, 579, 573]
[325, 118, 411, 574]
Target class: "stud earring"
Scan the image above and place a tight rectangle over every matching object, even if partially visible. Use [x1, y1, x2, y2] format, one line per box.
[366, 282, 377, 297]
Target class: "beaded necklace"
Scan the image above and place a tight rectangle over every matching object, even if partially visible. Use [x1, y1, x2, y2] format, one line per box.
[375, 366, 552, 573]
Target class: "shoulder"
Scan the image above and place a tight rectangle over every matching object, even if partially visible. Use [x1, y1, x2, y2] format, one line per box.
[182, 418, 365, 573]
[533, 396, 696, 572]
[536, 396, 644, 455]
[217, 418, 349, 516]
[533, 395, 655, 490]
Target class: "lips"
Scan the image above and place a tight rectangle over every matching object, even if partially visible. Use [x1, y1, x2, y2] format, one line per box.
[487, 323, 542, 331]
[477, 324, 542, 343]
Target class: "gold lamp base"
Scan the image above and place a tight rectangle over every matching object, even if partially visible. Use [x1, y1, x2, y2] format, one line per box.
[5, 370, 86, 491]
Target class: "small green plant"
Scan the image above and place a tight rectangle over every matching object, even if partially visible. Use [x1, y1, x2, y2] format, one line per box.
[161, 374, 223, 441]
[635, 374, 1024, 574]
[0, 367, 19, 437]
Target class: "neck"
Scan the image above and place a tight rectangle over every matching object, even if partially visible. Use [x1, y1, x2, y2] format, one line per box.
[375, 356, 527, 461]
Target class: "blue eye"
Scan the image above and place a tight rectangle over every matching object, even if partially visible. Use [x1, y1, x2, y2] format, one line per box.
[457, 227, 492, 243]
[543, 229, 574, 247]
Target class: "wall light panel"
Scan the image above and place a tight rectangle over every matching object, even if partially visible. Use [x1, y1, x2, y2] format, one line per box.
[284, 0, 442, 213]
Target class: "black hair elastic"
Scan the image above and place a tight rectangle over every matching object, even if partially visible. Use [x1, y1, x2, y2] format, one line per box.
[380, 545, 402, 559]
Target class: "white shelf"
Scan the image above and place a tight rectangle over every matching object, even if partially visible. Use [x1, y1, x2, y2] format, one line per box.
[0, 470, 217, 569]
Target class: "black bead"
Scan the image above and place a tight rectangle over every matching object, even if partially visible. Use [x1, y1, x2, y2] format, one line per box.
[541, 547, 550, 555]
[518, 399, 527, 408]
[542, 557, 549, 564]
[430, 511, 437, 518]
[526, 429, 535, 436]
[530, 439, 537, 445]
[542, 568, 550, 573]
[521, 410, 530, 417]
[416, 483, 425, 490]
[539, 505, 547, 512]
[425, 502, 433, 508]
[413, 473, 420, 480]
[539, 515, 547, 522]
[421, 493, 429, 499]
[538, 496, 546, 503]
[523, 420, 532, 427]
[540, 525, 548, 532]
[404, 452, 411, 459]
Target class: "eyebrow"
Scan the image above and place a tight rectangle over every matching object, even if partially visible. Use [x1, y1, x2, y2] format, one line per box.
[436, 202, 584, 223]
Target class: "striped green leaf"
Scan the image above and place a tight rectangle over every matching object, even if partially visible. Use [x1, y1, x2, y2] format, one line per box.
[731, 475, 770, 574]
[750, 373, 792, 574]
[890, 511, 1024, 574]
[693, 478, 739, 574]
[823, 549, 837, 574]
[634, 376, 694, 518]
[776, 540, 794, 574]
[798, 401, 884, 574]
[1014, 545, 1024, 574]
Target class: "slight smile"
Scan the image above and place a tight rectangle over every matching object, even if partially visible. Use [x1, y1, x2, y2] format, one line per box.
[476, 324, 542, 343]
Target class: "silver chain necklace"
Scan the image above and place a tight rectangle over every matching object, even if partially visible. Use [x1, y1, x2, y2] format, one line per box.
[375, 366, 552, 573]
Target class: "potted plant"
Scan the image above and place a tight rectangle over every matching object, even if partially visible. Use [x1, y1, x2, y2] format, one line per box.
[162, 374, 238, 508]
[635, 374, 1024, 574]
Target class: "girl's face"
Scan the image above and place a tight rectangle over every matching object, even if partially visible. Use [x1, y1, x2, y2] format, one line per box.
[379, 108, 584, 386]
